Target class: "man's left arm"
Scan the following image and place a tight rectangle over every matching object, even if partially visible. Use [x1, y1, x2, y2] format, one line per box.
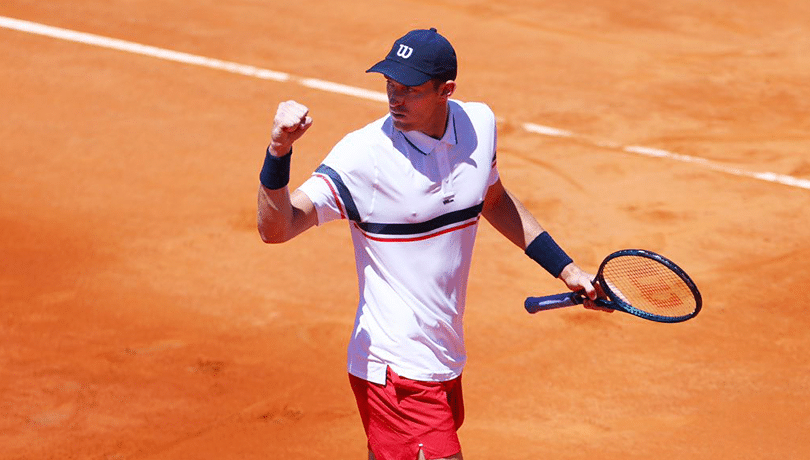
[481, 178, 598, 302]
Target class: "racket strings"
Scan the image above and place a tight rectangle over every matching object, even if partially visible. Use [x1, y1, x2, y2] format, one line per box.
[602, 255, 697, 318]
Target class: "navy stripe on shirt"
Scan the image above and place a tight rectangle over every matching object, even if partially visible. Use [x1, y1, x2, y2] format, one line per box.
[315, 164, 361, 222]
[315, 163, 484, 237]
[356, 203, 483, 236]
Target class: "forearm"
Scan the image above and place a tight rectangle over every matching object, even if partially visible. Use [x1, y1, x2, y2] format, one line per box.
[482, 182, 544, 250]
[256, 154, 318, 243]
[483, 180, 574, 278]
[257, 184, 295, 244]
[502, 200, 544, 251]
[256, 144, 295, 243]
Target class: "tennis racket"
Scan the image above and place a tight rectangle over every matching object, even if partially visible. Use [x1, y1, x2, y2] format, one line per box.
[525, 249, 702, 323]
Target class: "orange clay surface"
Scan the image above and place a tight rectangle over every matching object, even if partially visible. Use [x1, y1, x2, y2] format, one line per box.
[2, 1, 809, 459]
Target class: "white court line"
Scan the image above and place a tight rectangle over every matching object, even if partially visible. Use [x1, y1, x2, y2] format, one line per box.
[0, 16, 292, 83]
[522, 122, 574, 138]
[299, 78, 387, 103]
[2, 15, 808, 191]
[624, 145, 810, 190]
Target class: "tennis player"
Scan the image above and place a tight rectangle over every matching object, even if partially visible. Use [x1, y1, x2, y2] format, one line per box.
[257, 27, 600, 460]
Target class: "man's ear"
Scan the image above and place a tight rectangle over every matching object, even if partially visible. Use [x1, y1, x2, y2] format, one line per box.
[442, 81, 456, 98]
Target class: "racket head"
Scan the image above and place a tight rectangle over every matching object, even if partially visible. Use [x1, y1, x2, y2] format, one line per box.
[595, 249, 702, 323]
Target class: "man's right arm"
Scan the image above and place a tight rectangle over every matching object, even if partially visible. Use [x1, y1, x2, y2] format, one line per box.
[257, 100, 318, 244]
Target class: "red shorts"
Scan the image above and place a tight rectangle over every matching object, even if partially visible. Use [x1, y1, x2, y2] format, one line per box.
[349, 367, 465, 460]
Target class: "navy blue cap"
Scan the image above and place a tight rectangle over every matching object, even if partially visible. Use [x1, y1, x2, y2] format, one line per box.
[366, 28, 457, 86]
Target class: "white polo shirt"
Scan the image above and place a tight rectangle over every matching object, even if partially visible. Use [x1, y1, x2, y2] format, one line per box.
[298, 100, 499, 385]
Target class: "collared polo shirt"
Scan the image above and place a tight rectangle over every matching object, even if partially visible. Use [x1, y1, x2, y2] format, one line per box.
[297, 100, 499, 385]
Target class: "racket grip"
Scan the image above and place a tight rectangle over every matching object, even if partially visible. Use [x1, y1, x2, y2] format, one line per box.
[524, 292, 583, 313]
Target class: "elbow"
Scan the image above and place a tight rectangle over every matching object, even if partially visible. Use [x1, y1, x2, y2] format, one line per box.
[257, 208, 292, 244]
[257, 222, 292, 244]
[259, 233, 280, 244]
[258, 226, 290, 244]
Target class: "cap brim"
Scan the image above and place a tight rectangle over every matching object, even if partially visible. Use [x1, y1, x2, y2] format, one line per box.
[366, 59, 432, 87]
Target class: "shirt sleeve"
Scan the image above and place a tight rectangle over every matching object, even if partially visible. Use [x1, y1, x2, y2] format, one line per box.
[297, 172, 346, 226]
[488, 160, 500, 186]
[489, 113, 500, 186]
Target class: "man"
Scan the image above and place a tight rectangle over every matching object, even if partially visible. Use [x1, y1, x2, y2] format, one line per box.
[257, 28, 600, 460]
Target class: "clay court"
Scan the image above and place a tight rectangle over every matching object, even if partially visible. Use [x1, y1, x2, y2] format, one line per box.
[2, 1, 809, 459]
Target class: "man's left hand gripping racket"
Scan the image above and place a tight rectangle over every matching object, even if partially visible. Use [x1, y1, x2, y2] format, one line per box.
[525, 249, 702, 323]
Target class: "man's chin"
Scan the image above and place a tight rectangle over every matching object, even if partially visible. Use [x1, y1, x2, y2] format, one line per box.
[391, 117, 411, 131]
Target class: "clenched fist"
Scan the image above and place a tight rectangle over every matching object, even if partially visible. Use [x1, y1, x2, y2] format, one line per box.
[269, 100, 313, 157]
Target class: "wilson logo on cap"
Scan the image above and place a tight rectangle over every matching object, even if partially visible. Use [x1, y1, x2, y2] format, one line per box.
[396, 44, 414, 59]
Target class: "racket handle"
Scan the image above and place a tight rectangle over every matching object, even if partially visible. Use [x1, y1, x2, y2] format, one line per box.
[524, 292, 584, 313]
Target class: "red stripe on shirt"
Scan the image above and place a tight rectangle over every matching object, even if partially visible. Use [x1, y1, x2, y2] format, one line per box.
[354, 218, 479, 243]
[314, 173, 346, 219]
